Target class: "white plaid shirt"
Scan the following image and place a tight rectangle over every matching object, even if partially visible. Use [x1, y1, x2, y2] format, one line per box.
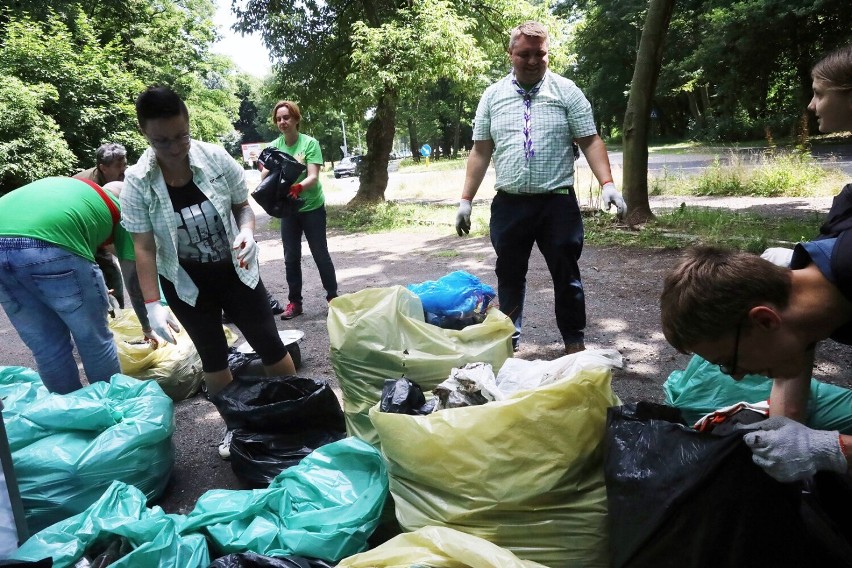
[473, 70, 598, 193]
[121, 140, 254, 306]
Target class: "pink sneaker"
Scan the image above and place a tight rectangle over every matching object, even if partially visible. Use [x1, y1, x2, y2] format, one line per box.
[281, 302, 303, 320]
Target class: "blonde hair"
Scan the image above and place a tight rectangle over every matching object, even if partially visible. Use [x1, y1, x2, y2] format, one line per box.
[509, 21, 549, 52]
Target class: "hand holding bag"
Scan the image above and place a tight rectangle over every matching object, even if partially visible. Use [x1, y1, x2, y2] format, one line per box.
[251, 147, 307, 218]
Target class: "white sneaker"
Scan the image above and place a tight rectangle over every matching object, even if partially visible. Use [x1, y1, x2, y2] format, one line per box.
[218, 429, 233, 460]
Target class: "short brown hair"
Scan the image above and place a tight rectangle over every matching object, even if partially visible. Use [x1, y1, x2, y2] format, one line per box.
[509, 21, 549, 52]
[812, 44, 852, 91]
[660, 246, 792, 352]
[271, 100, 301, 130]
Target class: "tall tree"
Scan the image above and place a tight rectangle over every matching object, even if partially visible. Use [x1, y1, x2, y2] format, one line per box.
[622, 0, 674, 225]
[233, 0, 558, 204]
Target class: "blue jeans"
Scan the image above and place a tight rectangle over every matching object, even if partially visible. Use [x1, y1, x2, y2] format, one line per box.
[490, 191, 585, 347]
[0, 238, 119, 394]
[280, 205, 338, 303]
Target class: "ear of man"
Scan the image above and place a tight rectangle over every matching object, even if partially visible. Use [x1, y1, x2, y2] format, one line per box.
[748, 305, 783, 330]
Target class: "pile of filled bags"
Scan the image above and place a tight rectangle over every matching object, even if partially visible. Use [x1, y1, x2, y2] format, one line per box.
[7, 279, 852, 567]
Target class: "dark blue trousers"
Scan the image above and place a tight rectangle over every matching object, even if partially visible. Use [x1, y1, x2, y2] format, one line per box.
[489, 190, 585, 347]
[280, 205, 339, 303]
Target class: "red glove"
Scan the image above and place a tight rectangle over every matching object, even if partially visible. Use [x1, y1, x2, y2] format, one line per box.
[288, 183, 304, 199]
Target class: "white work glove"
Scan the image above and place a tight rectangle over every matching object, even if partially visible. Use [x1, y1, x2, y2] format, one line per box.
[760, 247, 794, 268]
[456, 199, 472, 236]
[232, 227, 258, 269]
[740, 416, 848, 482]
[601, 182, 627, 218]
[145, 301, 180, 345]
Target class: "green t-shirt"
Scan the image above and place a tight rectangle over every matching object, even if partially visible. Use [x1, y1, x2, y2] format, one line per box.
[269, 133, 324, 212]
[0, 177, 134, 262]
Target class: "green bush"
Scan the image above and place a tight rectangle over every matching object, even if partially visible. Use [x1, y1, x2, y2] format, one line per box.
[0, 75, 76, 193]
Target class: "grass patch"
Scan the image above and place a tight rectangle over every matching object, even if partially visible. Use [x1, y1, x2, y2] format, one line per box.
[270, 199, 821, 255]
[326, 201, 490, 235]
[650, 150, 845, 197]
[584, 206, 822, 253]
[323, 200, 821, 254]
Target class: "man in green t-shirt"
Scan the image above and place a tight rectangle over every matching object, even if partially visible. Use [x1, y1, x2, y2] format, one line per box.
[0, 177, 147, 394]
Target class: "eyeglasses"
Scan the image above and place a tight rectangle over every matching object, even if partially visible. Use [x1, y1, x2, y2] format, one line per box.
[718, 319, 744, 376]
[148, 134, 191, 150]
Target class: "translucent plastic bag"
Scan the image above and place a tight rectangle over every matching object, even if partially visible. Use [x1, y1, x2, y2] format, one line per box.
[328, 286, 514, 446]
[664, 354, 852, 433]
[336, 526, 548, 567]
[11, 481, 208, 568]
[0, 368, 175, 533]
[109, 309, 236, 401]
[369, 350, 622, 567]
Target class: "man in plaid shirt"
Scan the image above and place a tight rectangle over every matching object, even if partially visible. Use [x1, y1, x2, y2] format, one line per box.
[456, 20, 625, 355]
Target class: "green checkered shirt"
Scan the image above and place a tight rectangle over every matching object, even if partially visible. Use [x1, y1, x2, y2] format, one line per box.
[121, 140, 255, 306]
[473, 70, 598, 193]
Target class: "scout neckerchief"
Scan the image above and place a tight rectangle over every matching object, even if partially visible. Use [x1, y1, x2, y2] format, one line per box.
[511, 72, 545, 162]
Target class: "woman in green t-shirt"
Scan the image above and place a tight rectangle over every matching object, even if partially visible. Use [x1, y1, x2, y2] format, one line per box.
[264, 100, 339, 320]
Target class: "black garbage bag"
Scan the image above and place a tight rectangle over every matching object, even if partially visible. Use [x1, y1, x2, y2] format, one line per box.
[207, 552, 333, 568]
[251, 148, 306, 218]
[605, 402, 852, 568]
[227, 346, 260, 376]
[379, 377, 436, 415]
[211, 376, 346, 488]
[230, 428, 346, 488]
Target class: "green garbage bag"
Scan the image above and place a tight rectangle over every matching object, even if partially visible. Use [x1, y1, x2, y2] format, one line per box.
[11, 481, 209, 568]
[328, 286, 514, 446]
[337, 525, 549, 567]
[180, 437, 387, 563]
[369, 350, 622, 568]
[663, 354, 852, 433]
[0, 367, 175, 532]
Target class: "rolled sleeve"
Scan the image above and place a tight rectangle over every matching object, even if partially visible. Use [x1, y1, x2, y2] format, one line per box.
[120, 170, 154, 234]
[219, 149, 249, 204]
[472, 89, 493, 141]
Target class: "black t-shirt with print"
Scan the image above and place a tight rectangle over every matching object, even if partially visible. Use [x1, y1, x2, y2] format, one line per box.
[167, 180, 230, 263]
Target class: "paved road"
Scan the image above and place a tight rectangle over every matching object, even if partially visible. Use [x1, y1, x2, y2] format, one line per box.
[597, 144, 852, 176]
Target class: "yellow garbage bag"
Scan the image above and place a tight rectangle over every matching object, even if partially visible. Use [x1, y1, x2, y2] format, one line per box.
[327, 286, 514, 446]
[109, 309, 237, 401]
[369, 350, 622, 568]
[337, 525, 548, 568]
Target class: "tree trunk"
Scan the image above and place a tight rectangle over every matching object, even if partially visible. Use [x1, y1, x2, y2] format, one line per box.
[622, 0, 675, 226]
[452, 98, 462, 159]
[407, 116, 420, 164]
[351, 87, 398, 205]
[687, 91, 703, 125]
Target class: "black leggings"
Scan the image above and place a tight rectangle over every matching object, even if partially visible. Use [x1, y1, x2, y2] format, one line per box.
[160, 260, 288, 372]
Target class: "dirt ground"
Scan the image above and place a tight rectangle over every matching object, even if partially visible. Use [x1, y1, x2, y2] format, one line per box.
[2, 196, 852, 516]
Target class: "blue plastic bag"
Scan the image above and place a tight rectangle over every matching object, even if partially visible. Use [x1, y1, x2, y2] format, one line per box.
[407, 271, 495, 329]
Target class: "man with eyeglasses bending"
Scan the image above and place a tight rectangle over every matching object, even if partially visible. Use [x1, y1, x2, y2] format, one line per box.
[660, 245, 851, 483]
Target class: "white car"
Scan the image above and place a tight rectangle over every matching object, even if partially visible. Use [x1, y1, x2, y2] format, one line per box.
[333, 156, 361, 179]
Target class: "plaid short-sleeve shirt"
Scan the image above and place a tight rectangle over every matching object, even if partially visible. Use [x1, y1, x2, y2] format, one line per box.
[472, 70, 598, 193]
[121, 140, 253, 306]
